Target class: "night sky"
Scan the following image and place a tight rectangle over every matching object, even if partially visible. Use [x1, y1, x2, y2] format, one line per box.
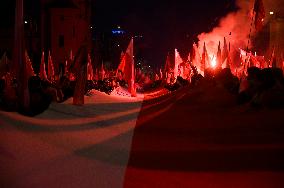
[93, 0, 237, 65]
[1, 0, 238, 66]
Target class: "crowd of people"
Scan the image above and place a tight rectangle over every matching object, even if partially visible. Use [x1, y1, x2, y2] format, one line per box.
[1, 55, 284, 116]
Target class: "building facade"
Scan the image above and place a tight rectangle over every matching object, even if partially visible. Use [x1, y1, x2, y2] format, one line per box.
[41, 0, 91, 73]
[269, 15, 284, 66]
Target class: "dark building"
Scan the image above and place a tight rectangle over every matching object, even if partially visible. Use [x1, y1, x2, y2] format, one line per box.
[41, 0, 92, 73]
[269, 14, 284, 66]
[0, 0, 92, 73]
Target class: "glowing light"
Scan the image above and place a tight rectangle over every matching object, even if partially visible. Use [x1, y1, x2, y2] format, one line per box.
[112, 30, 125, 35]
[261, 18, 264, 22]
[210, 55, 217, 68]
[117, 44, 120, 47]
[24, 21, 28, 24]
[270, 11, 274, 15]
[118, 26, 121, 29]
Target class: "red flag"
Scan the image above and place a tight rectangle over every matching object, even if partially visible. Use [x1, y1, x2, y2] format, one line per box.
[40, 51, 48, 80]
[65, 60, 69, 75]
[48, 51, 55, 81]
[25, 51, 35, 79]
[268, 47, 276, 68]
[123, 38, 136, 97]
[222, 37, 229, 65]
[87, 54, 94, 80]
[174, 49, 183, 78]
[282, 58, 284, 73]
[253, 0, 265, 31]
[101, 62, 105, 80]
[192, 43, 203, 75]
[187, 52, 191, 62]
[164, 52, 171, 75]
[70, 49, 74, 62]
[226, 52, 232, 69]
[117, 51, 126, 74]
[202, 42, 210, 71]
[216, 41, 222, 69]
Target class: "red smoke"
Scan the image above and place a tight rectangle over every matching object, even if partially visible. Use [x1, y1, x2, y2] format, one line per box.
[197, 0, 283, 68]
[197, 0, 256, 67]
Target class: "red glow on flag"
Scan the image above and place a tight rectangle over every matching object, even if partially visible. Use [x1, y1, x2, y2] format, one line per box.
[174, 49, 183, 78]
[117, 38, 136, 97]
[48, 51, 54, 81]
[210, 55, 217, 68]
[40, 51, 48, 81]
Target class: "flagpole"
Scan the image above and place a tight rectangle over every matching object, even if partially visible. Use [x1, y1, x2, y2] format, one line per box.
[247, 11, 255, 52]
[14, 0, 30, 112]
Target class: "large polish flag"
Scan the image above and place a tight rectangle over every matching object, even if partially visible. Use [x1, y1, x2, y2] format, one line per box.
[117, 38, 136, 97]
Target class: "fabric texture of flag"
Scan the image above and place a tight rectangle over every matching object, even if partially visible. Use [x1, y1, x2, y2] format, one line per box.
[117, 39, 136, 97]
[124, 39, 136, 97]
[48, 51, 54, 81]
[217, 41, 222, 69]
[24, 51, 35, 79]
[222, 37, 229, 65]
[191, 43, 203, 75]
[164, 52, 172, 75]
[117, 52, 126, 74]
[201, 42, 210, 71]
[40, 52, 48, 81]
[87, 54, 94, 80]
[174, 49, 183, 78]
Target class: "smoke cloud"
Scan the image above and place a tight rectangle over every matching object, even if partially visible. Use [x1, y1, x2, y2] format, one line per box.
[197, 0, 283, 67]
[197, 0, 253, 59]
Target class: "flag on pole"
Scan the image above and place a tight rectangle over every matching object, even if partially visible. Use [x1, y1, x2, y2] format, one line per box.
[70, 49, 74, 62]
[48, 51, 54, 81]
[117, 51, 126, 76]
[40, 51, 48, 81]
[101, 61, 105, 80]
[216, 41, 222, 69]
[24, 51, 35, 79]
[253, 0, 265, 31]
[174, 49, 183, 78]
[269, 47, 277, 68]
[222, 37, 229, 65]
[187, 52, 191, 62]
[164, 52, 171, 77]
[87, 53, 94, 80]
[120, 51, 125, 62]
[159, 68, 163, 80]
[119, 38, 136, 97]
[65, 60, 69, 75]
[201, 42, 210, 71]
[191, 43, 203, 75]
